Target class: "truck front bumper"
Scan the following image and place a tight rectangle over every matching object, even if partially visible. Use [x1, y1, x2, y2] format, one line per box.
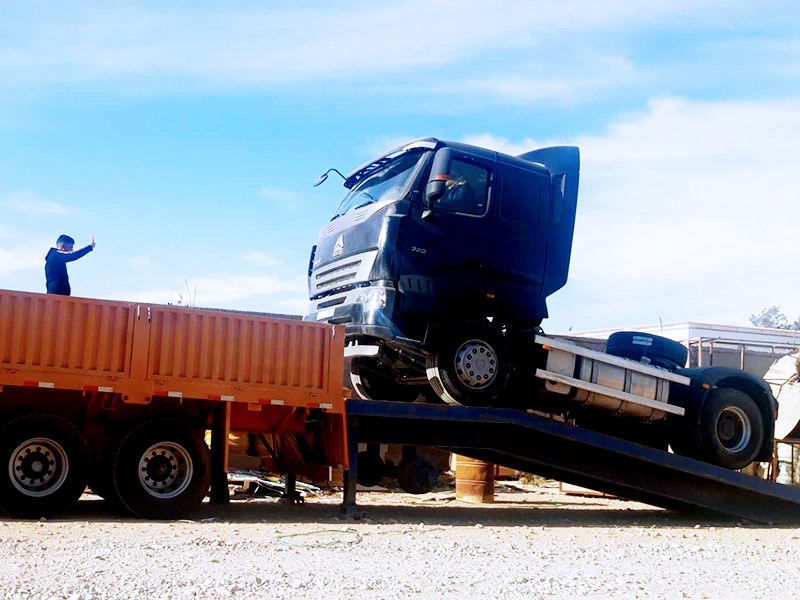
[304, 286, 400, 342]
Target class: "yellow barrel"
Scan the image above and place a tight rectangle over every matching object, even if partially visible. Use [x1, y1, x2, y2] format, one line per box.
[455, 455, 495, 503]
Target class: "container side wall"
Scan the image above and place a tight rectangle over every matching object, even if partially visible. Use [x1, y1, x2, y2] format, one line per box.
[147, 307, 339, 395]
[0, 290, 134, 377]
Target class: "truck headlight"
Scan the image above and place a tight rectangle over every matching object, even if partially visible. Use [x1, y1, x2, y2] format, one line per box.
[356, 287, 387, 312]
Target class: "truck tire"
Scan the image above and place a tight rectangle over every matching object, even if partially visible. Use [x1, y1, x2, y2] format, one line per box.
[0, 414, 90, 518]
[697, 388, 764, 470]
[356, 450, 385, 488]
[350, 357, 427, 402]
[605, 331, 688, 371]
[112, 419, 212, 519]
[396, 458, 438, 494]
[426, 320, 510, 406]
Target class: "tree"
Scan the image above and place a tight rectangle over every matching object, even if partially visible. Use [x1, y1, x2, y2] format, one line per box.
[749, 305, 800, 330]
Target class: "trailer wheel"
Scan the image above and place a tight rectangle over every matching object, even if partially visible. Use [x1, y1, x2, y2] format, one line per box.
[397, 458, 438, 494]
[698, 388, 764, 470]
[426, 320, 509, 406]
[605, 331, 688, 371]
[0, 414, 89, 518]
[350, 357, 427, 402]
[113, 419, 211, 519]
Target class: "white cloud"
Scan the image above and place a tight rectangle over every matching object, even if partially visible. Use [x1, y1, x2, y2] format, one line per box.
[241, 252, 283, 267]
[4, 190, 71, 215]
[126, 256, 152, 268]
[0, 247, 43, 277]
[0, 226, 54, 279]
[0, 1, 790, 99]
[467, 96, 800, 331]
[126, 273, 308, 313]
[258, 187, 299, 205]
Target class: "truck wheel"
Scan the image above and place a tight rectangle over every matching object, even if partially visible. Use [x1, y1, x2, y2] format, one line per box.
[113, 419, 212, 519]
[350, 357, 428, 402]
[0, 414, 89, 518]
[698, 388, 764, 470]
[397, 458, 438, 494]
[356, 450, 385, 488]
[426, 320, 510, 406]
[605, 331, 688, 371]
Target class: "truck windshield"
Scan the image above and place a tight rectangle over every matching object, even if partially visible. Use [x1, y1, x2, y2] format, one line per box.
[334, 149, 429, 218]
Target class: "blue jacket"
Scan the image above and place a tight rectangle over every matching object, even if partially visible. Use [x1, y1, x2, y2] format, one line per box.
[45, 245, 93, 296]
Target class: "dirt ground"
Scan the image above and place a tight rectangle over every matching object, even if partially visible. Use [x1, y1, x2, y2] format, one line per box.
[1, 481, 799, 599]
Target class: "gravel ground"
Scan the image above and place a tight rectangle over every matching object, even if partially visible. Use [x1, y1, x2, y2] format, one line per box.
[1, 482, 799, 600]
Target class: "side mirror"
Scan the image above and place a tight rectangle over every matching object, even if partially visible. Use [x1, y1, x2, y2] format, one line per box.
[424, 148, 453, 210]
[313, 168, 347, 188]
[425, 179, 447, 204]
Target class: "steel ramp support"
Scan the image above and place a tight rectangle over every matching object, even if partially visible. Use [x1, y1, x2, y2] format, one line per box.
[345, 399, 800, 524]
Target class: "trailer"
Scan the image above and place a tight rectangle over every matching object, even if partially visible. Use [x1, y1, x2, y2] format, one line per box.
[0, 289, 348, 519]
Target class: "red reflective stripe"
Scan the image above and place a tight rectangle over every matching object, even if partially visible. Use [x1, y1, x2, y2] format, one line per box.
[259, 398, 284, 406]
[24, 381, 54, 388]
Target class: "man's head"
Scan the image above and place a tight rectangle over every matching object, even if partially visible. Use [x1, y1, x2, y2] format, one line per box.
[56, 234, 75, 252]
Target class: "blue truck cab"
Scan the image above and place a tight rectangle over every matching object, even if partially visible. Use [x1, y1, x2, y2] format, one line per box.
[306, 137, 777, 471]
[305, 137, 579, 405]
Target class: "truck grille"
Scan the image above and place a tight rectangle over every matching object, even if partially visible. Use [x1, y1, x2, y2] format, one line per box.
[310, 250, 379, 299]
[312, 260, 361, 297]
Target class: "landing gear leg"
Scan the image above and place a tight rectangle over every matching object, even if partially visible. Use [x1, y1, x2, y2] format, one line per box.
[341, 417, 359, 516]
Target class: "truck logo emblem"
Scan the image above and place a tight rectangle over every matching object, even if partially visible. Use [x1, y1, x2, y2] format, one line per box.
[333, 235, 344, 258]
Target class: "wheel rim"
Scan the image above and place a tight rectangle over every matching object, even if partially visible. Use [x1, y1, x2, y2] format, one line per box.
[9, 437, 69, 497]
[453, 338, 498, 390]
[715, 406, 752, 453]
[137, 442, 193, 499]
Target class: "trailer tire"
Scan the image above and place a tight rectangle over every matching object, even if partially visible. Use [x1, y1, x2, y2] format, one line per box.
[426, 320, 510, 406]
[113, 419, 212, 519]
[605, 332, 688, 371]
[697, 388, 764, 470]
[350, 357, 428, 402]
[0, 414, 90, 518]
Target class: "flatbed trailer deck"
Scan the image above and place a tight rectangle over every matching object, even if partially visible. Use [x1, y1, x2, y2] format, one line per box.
[343, 399, 800, 524]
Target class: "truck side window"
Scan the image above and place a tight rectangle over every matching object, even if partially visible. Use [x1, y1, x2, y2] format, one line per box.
[436, 159, 489, 216]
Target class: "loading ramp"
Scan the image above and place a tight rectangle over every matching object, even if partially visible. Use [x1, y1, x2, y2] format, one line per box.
[343, 399, 800, 524]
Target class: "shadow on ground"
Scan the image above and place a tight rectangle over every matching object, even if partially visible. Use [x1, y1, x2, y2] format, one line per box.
[29, 492, 756, 529]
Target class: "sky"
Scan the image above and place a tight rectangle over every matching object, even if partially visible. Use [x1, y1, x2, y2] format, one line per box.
[2, 1, 800, 334]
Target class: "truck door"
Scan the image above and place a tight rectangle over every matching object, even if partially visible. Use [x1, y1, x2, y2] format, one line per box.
[403, 153, 493, 313]
[489, 167, 550, 300]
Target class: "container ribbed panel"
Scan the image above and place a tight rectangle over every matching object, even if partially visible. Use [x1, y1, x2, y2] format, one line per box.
[0, 291, 133, 375]
[148, 308, 328, 390]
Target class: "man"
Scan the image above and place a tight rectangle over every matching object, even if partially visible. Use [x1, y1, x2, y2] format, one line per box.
[45, 234, 96, 296]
